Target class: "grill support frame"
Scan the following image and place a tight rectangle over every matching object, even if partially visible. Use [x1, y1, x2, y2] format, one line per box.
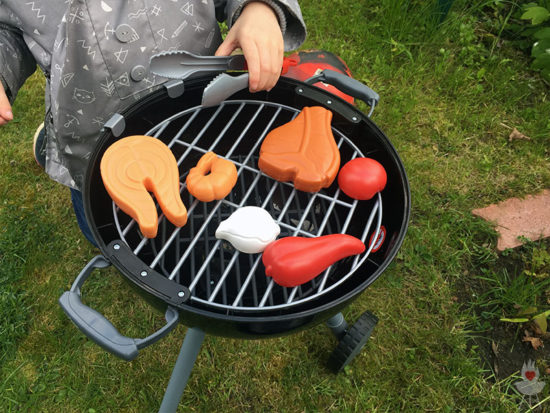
[159, 327, 206, 413]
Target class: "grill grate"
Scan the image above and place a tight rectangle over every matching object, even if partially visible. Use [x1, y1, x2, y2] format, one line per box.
[111, 101, 382, 312]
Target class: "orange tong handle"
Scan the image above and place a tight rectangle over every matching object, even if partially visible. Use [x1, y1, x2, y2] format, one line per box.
[186, 152, 238, 202]
[100, 135, 187, 238]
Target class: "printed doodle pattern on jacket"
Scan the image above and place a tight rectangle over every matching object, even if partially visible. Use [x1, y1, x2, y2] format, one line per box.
[0, 0, 306, 189]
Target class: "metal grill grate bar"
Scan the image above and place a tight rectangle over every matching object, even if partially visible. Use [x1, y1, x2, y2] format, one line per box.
[167, 108, 203, 148]
[148, 199, 199, 267]
[259, 137, 349, 307]
[285, 188, 345, 303]
[134, 104, 267, 257]
[175, 105, 225, 165]
[225, 178, 280, 305]
[258, 190, 325, 307]
[284, 149, 359, 303]
[167, 105, 282, 282]
[186, 172, 263, 289]
[183, 103, 289, 295]
[205, 103, 246, 151]
[224, 104, 269, 159]
[165, 104, 270, 170]
[232, 188, 297, 307]
[124, 103, 273, 273]
[151, 118, 171, 139]
[185, 107, 288, 299]
[318, 194, 381, 292]
[207, 251, 240, 302]
[140, 104, 245, 263]
[352, 197, 383, 267]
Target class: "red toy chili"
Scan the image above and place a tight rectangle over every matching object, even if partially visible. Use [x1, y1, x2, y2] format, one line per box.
[262, 234, 366, 287]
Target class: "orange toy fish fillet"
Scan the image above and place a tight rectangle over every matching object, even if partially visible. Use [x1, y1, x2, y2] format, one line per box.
[258, 106, 340, 192]
[100, 135, 187, 238]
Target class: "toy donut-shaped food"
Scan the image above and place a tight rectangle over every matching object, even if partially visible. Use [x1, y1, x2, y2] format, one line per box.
[186, 152, 238, 202]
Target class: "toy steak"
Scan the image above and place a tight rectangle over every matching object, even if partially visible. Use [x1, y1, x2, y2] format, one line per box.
[258, 106, 340, 192]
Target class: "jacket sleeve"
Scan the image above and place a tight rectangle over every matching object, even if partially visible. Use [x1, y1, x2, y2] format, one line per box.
[0, 23, 36, 104]
[222, 0, 306, 51]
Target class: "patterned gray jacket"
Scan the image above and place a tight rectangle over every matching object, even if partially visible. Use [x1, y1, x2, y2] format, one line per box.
[0, 0, 306, 190]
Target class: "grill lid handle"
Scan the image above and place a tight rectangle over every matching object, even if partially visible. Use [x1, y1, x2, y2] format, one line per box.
[59, 255, 180, 361]
[305, 70, 379, 117]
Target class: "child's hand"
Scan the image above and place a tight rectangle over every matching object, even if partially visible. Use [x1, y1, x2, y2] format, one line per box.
[215, 1, 283, 93]
[0, 82, 13, 126]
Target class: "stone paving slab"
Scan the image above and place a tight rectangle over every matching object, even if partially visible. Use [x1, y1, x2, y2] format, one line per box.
[472, 189, 550, 251]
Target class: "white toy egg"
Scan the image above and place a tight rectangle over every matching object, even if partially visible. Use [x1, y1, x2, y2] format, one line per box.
[215, 206, 280, 254]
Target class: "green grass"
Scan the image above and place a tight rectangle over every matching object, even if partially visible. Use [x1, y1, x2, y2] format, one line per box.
[1, 1, 550, 411]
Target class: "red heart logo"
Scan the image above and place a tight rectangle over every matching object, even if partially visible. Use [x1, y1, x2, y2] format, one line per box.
[525, 371, 536, 381]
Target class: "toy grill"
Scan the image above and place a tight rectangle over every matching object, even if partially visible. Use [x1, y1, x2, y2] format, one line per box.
[59, 73, 410, 412]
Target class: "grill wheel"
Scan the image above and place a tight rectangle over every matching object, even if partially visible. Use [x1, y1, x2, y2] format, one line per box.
[328, 310, 379, 373]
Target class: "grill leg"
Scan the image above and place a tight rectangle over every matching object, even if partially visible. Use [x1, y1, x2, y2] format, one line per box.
[326, 312, 348, 340]
[159, 327, 205, 413]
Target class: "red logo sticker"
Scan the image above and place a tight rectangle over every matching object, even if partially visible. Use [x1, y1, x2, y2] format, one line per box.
[369, 226, 386, 253]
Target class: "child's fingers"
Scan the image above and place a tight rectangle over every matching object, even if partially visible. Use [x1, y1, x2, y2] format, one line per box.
[240, 40, 261, 92]
[243, 35, 282, 92]
[214, 32, 237, 57]
[0, 85, 13, 125]
[0, 110, 14, 122]
[265, 45, 283, 91]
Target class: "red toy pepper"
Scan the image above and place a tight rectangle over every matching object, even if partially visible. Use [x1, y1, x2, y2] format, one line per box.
[262, 234, 366, 287]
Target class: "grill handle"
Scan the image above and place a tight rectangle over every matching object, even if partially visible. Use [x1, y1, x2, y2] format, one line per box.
[304, 69, 379, 117]
[59, 255, 180, 361]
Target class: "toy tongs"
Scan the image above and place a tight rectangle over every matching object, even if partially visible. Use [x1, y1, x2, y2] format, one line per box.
[149, 50, 248, 80]
[150, 50, 250, 106]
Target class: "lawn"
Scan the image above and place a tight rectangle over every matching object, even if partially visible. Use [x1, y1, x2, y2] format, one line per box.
[1, 0, 550, 412]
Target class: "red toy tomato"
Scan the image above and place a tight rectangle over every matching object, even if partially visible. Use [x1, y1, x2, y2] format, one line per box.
[338, 158, 387, 200]
[262, 234, 366, 287]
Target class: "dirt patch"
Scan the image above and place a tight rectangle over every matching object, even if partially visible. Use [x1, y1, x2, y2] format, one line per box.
[453, 240, 550, 409]
[479, 321, 550, 380]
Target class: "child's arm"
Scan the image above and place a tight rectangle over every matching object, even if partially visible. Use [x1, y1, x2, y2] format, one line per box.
[0, 24, 37, 126]
[216, 0, 306, 92]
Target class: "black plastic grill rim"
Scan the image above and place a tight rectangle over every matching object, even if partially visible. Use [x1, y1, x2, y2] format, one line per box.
[82, 74, 410, 336]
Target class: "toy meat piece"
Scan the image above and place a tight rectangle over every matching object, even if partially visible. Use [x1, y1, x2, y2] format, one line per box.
[100, 135, 187, 238]
[258, 106, 340, 192]
[338, 157, 387, 200]
[186, 152, 238, 202]
[215, 206, 280, 254]
[262, 234, 365, 287]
